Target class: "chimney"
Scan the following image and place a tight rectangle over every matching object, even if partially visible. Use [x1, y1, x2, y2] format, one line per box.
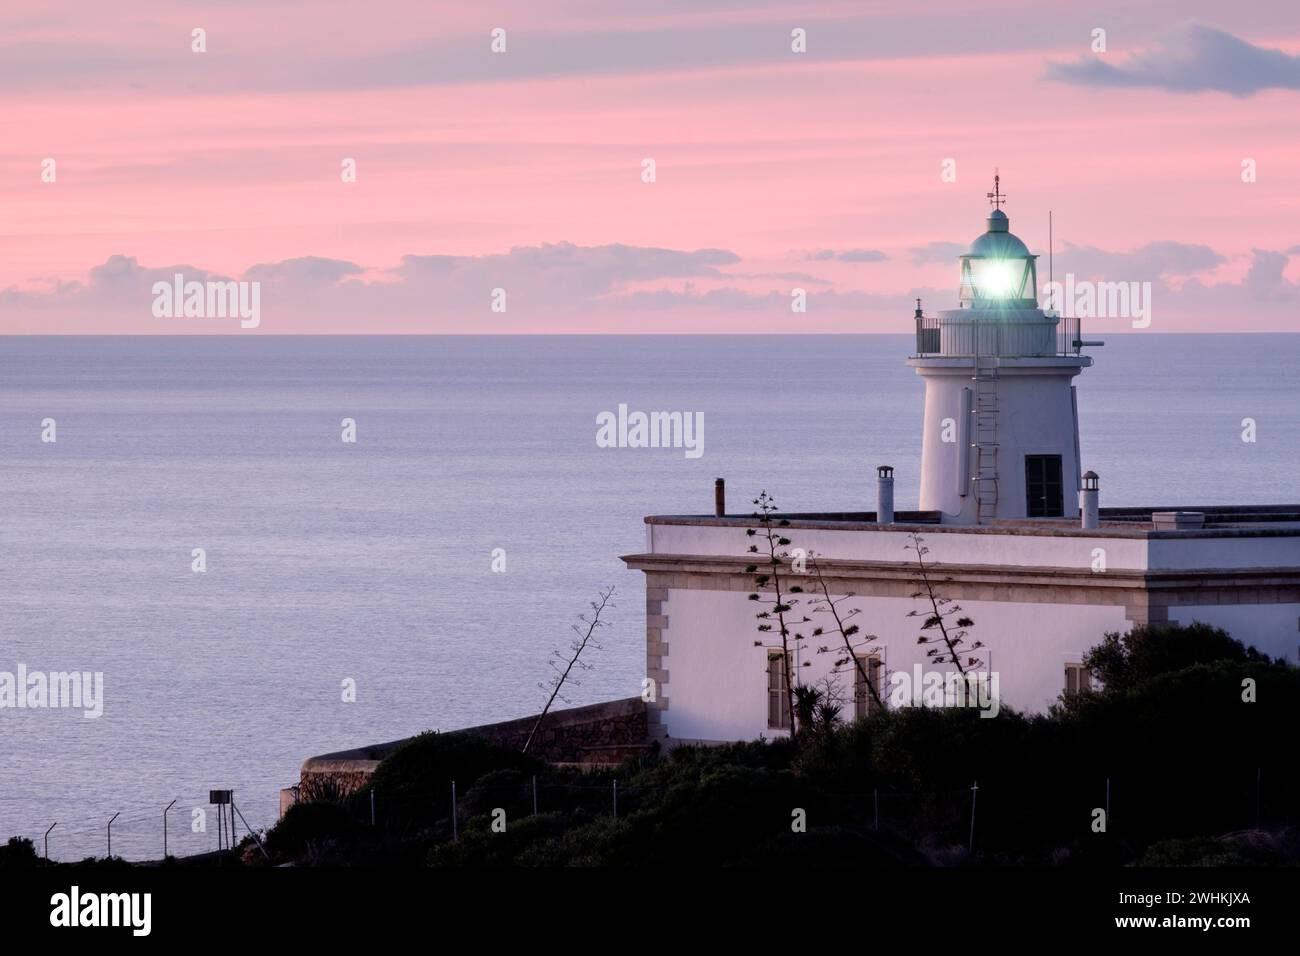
[876, 465, 895, 524]
[1080, 471, 1099, 529]
[714, 478, 726, 517]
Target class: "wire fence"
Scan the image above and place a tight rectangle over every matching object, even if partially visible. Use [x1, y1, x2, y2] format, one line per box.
[327, 764, 1300, 860]
[17, 762, 1299, 864]
[12, 791, 277, 864]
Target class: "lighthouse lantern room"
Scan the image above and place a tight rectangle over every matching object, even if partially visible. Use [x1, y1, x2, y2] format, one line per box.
[909, 175, 1094, 524]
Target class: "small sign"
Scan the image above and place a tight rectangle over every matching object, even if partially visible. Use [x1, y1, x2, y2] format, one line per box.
[209, 790, 232, 805]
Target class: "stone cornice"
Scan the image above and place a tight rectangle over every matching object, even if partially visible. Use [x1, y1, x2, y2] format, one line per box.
[620, 552, 1300, 594]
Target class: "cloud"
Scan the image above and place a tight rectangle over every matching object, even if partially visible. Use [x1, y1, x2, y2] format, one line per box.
[1054, 240, 1225, 280]
[908, 242, 966, 265]
[802, 248, 888, 263]
[1045, 24, 1300, 97]
[0, 242, 762, 331]
[389, 242, 741, 312]
[244, 257, 364, 284]
[5, 242, 1296, 333]
[0, 9, 1076, 94]
[0, 254, 227, 308]
[1241, 248, 1297, 301]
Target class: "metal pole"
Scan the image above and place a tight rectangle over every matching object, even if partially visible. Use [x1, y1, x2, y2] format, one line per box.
[968, 782, 978, 854]
[370, 789, 376, 827]
[164, 800, 176, 859]
[230, 791, 237, 849]
[532, 776, 538, 816]
[451, 781, 458, 841]
[45, 822, 57, 861]
[107, 812, 120, 860]
[230, 801, 271, 862]
[613, 779, 618, 820]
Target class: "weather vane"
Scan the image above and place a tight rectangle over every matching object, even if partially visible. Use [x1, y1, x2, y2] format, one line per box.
[987, 169, 1005, 210]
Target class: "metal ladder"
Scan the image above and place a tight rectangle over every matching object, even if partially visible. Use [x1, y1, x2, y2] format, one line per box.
[972, 324, 1000, 523]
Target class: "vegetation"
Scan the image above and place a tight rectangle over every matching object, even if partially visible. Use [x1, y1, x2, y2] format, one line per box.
[239, 622, 1300, 867]
[745, 491, 808, 739]
[523, 586, 615, 754]
[9, 624, 1292, 868]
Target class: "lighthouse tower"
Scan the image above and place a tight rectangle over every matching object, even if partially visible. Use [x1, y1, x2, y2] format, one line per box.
[908, 176, 1093, 524]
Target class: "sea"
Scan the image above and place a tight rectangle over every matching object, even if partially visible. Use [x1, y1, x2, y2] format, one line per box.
[1, 333, 1297, 860]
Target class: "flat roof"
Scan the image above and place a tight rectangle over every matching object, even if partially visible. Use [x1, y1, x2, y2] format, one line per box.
[644, 505, 1300, 539]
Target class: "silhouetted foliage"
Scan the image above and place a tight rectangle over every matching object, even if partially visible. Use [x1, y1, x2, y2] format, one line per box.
[1081, 621, 1270, 695]
[0, 836, 39, 868]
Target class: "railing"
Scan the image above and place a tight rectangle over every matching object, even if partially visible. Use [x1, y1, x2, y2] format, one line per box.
[914, 314, 1084, 358]
[1055, 313, 1081, 356]
[915, 315, 941, 355]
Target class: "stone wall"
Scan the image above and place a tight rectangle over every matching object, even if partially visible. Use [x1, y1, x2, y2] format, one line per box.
[291, 697, 650, 811]
[457, 696, 650, 765]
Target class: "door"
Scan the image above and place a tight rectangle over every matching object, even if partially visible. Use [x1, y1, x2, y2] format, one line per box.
[1025, 454, 1064, 517]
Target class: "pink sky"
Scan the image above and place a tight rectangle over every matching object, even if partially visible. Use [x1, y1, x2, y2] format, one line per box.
[3, 0, 1300, 332]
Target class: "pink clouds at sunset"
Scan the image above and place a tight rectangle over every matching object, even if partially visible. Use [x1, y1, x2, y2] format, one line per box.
[3, 0, 1299, 332]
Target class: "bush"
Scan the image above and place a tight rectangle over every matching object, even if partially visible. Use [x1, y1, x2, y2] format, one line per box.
[0, 837, 39, 868]
[1136, 836, 1267, 867]
[1082, 622, 1269, 695]
[460, 768, 535, 822]
[264, 801, 357, 863]
[740, 826, 925, 867]
[364, 732, 543, 826]
[429, 812, 575, 866]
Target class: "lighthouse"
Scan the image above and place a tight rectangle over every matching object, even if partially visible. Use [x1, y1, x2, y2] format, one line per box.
[909, 176, 1093, 524]
[609, 174, 1300, 748]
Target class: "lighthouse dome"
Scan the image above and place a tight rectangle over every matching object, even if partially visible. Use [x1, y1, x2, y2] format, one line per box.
[969, 211, 1031, 259]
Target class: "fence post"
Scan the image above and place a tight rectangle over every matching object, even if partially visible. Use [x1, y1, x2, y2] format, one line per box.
[613, 779, 618, 820]
[229, 793, 240, 857]
[107, 812, 120, 860]
[45, 822, 57, 861]
[370, 789, 376, 827]
[968, 782, 978, 854]
[230, 800, 271, 862]
[1256, 767, 1261, 826]
[163, 800, 176, 859]
[532, 776, 538, 816]
[451, 781, 458, 842]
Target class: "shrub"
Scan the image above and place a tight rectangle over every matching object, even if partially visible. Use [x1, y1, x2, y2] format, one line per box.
[0, 837, 39, 868]
[264, 801, 357, 863]
[1082, 622, 1269, 695]
[363, 733, 543, 826]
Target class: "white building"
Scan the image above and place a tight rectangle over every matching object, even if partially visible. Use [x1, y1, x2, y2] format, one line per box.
[622, 189, 1300, 745]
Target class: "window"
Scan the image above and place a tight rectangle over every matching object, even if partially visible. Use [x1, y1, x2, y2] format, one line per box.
[1064, 663, 1092, 698]
[767, 652, 790, 729]
[854, 654, 883, 719]
[1025, 454, 1064, 518]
